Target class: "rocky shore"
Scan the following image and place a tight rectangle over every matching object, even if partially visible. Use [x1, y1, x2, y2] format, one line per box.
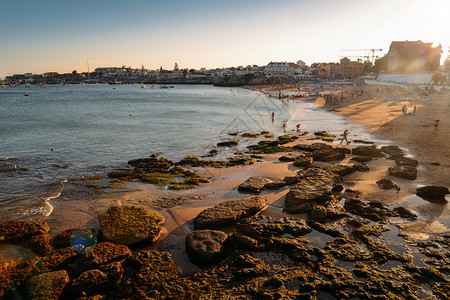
[1, 128, 449, 299]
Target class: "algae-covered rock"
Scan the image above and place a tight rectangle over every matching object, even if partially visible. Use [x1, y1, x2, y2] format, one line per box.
[194, 196, 267, 230]
[389, 165, 417, 180]
[350, 156, 373, 162]
[293, 143, 332, 152]
[185, 230, 229, 265]
[278, 135, 298, 145]
[25, 270, 70, 300]
[416, 185, 449, 200]
[308, 205, 327, 223]
[352, 146, 384, 157]
[118, 250, 194, 300]
[395, 157, 419, 167]
[283, 176, 299, 185]
[326, 200, 347, 219]
[52, 228, 97, 249]
[98, 206, 164, 245]
[314, 152, 345, 162]
[381, 145, 405, 157]
[311, 148, 335, 160]
[293, 156, 313, 167]
[326, 164, 357, 177]
[70, 262, 123, 297]
[265, 180, 286, 189]
[0, 220, 49, 242]
[238, 176, 271, 193]
[43, 247, 78, 271]
[376, 179, 400, 191]
[217, 140, 239, 147]
[278, 154, 297, 162]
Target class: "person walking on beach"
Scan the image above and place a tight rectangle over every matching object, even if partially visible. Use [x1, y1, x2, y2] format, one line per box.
[271, 112, 275, 122]
[413, 105, 416, 115]
[340, 129, 349, 145]
[296, 124, 301, 132]
[282, 123, 287, 133]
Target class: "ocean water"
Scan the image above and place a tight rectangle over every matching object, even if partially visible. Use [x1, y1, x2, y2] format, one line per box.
[0, 84, 374, 220]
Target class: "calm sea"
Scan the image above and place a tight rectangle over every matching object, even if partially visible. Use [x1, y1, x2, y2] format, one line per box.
[0, 84, 373, 220]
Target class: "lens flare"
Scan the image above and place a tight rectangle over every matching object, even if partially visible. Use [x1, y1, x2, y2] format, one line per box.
[315, 97, 326, 107]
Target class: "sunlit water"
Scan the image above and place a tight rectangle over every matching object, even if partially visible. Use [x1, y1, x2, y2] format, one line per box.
[0, 84, 374, 220]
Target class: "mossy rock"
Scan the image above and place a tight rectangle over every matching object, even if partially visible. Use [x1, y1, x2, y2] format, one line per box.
[308, 205, 327, 223]
[241, 133, 259, 138]
[278, 135, 299, 145]
[98, 206, 164, 245]
[264, 134, 274, 138]
[217, 141, 239, 147]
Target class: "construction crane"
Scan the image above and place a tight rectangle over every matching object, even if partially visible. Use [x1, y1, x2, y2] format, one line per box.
[341, 48, 383, 64]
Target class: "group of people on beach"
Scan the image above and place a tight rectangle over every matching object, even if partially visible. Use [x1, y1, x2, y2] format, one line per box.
[402, 105, 417, 116]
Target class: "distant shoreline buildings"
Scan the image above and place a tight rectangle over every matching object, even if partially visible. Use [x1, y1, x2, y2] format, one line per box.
[3, 40, 445, 85]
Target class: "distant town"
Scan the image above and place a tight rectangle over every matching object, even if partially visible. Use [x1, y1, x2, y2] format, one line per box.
[2, 40, 448, 86]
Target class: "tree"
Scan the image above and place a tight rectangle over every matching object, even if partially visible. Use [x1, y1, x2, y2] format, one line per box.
[174, 63, 179, 71]
[372, 54, 388, 74]
[72, 70, 78, 75]
[182, 69, 188, 76]
[189, 69, 197, 74]
[363, 60, 373, 74]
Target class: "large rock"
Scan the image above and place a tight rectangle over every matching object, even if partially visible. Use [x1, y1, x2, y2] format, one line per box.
[293, 156, 313, 167]
[294, 143, 332, 152]
[238, 176, 271, 193]
[326, 200, 347, 219]
[351, 156, 373, 162]
[194, 196, 267, 230]
[388, 166, 417, 180]
[381, 145, 405, 157]
[285, 169, 343, 213]
[25, 270, 70, 300]
[98, 206, 164, 245]
[70, 262, 123, 297]
[265, 180, 286, 189]
[352, 146, 384, 158]
[308, 205, 327, 223]
[314, 153, 345, 162]
[395, 157, 419, 167]
[376, 179, 400, 191]
[416, 186, 449, 200]
[311, 148, 335, 159]
[43, 247, 78, 271]
[326, 164, 357, 176]
[0, 221, 49, 242]
[185, 230, 229, 265]
[117, 250, 193, 299]
[217, 141, 239, 147]
[67, 242, 131, 276]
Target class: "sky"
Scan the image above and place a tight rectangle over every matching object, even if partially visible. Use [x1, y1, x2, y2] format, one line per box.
[0, 0, 449, 78]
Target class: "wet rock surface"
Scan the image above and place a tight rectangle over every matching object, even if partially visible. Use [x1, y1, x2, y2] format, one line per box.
[98, 206, 164, 245]
[185, 230, 229, 265]
[238, 176, 271, 193]
[416, 185, 449, 200]
[389, 165, 418, 180]
[194, 196, 267, 229]
[352, 145, 384, 157]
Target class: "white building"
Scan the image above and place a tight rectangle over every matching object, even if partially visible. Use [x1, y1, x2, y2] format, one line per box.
[265, 62, 301, 77]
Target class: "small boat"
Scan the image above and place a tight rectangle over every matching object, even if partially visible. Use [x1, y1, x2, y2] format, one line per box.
[141, 84, 146, 89]
[160, 85, 169, 89]
[24, 93, 30, 96]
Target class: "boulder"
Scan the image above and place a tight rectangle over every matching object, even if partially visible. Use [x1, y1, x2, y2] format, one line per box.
[326, 200, 347, 219]
[350, 156, 373, 162]
[416, 186, 449, 200]
[352, 146, 384, 158]
[43, 247, 78, 271]
[67, 242, 131, 276]
[283, 176, 299, 185]
[334, 147, 352, 154]
[393, 207, 417, 220]
[285, 173, 343, 213]
[52, 228, 97, 249]
[238, 176, 271, 193]
[107, 170, 138, 179]
[25, 270, 70, 300]
[293, 156, 313, 167]
[185, 230, 229, 265]
[70, 262, 123, 297]
[0, 221, 49, 242]
[381, 145, 405, 157]
[117, 250, 193, 299]
[217, 141, 239, 147]
[395, 157, 419, 167]
[308, 205, 327, 223]
[326, 164, 357, 176]
[354, 162, 370, 172]
[98, 206, 164, 245]
[265, 180, 286, 189]
[278, 154, 297, 162]
[388, 166, 417, 180]
[293, 143, 332, 152]
[315, 153, 345, 162]
[311, 148, 335, 159]
[194, 196, 267, 230]
[376, 179, 400, 191]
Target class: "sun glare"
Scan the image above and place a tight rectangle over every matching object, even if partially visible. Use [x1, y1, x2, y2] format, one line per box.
[431, 42, 440, 48]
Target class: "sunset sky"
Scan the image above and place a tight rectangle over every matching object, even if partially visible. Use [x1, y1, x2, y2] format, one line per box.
[0, 0, 449, 78]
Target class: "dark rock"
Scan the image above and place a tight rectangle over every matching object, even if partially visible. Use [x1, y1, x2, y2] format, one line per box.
[326, 164, 357, 176]
[217, 141, 239, 147]
[354, 162, 370, 172]
[389, 165, 417, 180]
[227, 156, 254, 167]
[43, 247, 78, 271]
[107, 170, 138, 179]
[344, 198, 391, 222]
[238, 176, 271, 193]
[185, 230, 229, 265]
[265, 180, 286, 189]
[393, 207, 417, 220]
[431, 162, 440, 166]
[352, 146, 384, 157]
[293, 143, 332, 152]
[381, 145, 405, 157]
[353, 139, 375, 144]
[25, 270, 70, 300]
[0, 221, 49, 242]
[278, 135, 299, 145]
[334, 147, 352, 154]
[278, 154, 297, 162]
[326, 200, 347, 219]
[311, 148, 335, 159]
[98, 206, 164, 245]
[232, 254, 269, 280]
[241, 133, 259, 138]
[308, 205, 327, 223]
[52, 228, 97, 249]
[293, 156, 313, 167]
[70, 262, 123, 297]
[395, 157, 419, 167]
[416, 185, 449, 200]
[283, 176, 299, 185]
[376, 178, 400, 190]
[350, 156, 373, 162]
[194, 196, 267, 229]
[25, 235, 53, 257]
[346, 218, 369, 228]
[118, 250, 193, 299]
[67, 242, 132, 276]
[315, 152, 345, 162]
[296, 166, 335, 179]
